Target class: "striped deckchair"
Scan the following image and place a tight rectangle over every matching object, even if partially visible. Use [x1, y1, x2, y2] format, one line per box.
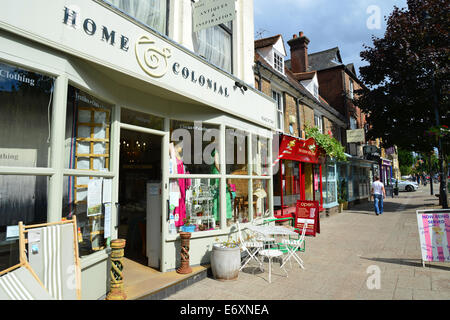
[0, 263, 54, 300]
[19, 217, 82, 300]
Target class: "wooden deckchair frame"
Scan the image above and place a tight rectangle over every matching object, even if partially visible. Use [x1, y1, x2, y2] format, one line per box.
[18, 216, 82, 300]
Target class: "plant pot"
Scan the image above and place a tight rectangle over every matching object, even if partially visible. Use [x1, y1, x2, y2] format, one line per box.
[342, 201, 348, 210]
[338, 203, 344, 213]
[210, 245, 240, 281]
[180, 225, 196, 233]
[394, 188, 399, 196]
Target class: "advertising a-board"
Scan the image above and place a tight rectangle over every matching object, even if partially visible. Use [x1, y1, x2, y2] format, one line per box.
[295, 200, 320, 236]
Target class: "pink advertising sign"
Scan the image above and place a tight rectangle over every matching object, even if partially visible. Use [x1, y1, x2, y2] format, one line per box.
[416, 210, 450, 265]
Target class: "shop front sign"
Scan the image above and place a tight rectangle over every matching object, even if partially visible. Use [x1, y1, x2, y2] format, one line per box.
[277, 136, 320, 164]
[295, 200, 320, 237]
[416, 209, 450, 265]
[346, 128, 365, 143]
[193, 0, 236, 32]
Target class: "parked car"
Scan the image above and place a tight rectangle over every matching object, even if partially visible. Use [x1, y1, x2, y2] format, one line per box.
[390, 178, 419, 192]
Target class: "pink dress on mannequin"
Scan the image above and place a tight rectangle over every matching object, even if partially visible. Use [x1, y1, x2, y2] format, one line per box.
[174, 157, 191, 227]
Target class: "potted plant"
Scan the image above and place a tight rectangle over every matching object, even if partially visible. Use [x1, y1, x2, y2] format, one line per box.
[180, 217, 196, 233]
[338, 179, 348, 212]
[210, 237, 240, 281]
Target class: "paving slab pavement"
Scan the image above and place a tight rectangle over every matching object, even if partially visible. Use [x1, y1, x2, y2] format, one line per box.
[165, 183, 450, 300]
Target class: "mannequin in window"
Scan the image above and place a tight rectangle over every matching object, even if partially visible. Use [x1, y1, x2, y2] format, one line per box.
[210, 147, 232, 224]
[169, 141, 191, 228]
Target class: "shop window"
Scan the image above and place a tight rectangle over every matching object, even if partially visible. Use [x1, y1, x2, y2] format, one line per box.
[282, 160, 301, 209]
[193, 21, 232, 73]
[0, 62, 54, 168]
[252, 179, 269, 219]
[170, 120, 220, 175]
[227, 179, 249, 224]
[63, 176, 112, 257]
[121, 108, 164, 131]
[226, 127, 248, 175]
[106, 0, 168, 35]
[0, 175, 48, 270]
[169, 178, 221, 232]
[251, 135, 270, 176]
[323, 164, 337, 206]
[65, 86, 113, 172]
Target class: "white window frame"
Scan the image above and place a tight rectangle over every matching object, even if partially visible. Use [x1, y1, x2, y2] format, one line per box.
[273, 50, 284, 74]
[272, 90, 283, 132]
[314, 114, 323, 133]
[349, 80, 354, 99]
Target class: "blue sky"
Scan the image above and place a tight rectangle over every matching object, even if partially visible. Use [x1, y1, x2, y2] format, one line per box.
[254, 0, 408, 77]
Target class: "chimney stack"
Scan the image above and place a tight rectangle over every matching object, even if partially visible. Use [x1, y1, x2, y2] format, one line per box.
[287, 31, 310, 73]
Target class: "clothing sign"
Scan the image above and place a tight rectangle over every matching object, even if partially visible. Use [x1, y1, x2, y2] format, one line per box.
[295, 200, 320, 237]
[416, 210, 450, 264]
[193, 0, 236, 32]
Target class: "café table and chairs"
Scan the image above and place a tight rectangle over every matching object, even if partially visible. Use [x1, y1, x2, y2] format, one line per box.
[244, 224, 300, 283]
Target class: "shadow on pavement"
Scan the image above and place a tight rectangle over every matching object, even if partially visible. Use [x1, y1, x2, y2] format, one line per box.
[344, 198, 439, 215]
[360, 257, 450, 271]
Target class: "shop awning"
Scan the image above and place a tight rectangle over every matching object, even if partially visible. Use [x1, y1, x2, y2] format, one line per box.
[274, 135, 320, 164]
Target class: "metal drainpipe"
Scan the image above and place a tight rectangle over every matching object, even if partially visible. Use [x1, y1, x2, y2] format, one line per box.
[255, 61, 262, 91]
[296, 98, 302, 138]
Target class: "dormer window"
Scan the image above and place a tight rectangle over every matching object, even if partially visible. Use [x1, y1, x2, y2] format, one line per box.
[313, 83, 319, 99]
[273, 51, 284, 74]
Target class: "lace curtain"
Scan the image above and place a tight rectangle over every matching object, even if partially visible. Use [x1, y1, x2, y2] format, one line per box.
[109, 0, 167, 34]
[193, 23, 232, 73]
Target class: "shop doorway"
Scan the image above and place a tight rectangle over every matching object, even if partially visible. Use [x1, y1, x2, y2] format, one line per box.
[118, 128, 162, 269]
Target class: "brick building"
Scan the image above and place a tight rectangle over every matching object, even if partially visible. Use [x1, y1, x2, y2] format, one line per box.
[254, 33, 347, 215]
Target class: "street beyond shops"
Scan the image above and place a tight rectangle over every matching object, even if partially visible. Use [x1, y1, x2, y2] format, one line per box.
[164, 183, 450, 300]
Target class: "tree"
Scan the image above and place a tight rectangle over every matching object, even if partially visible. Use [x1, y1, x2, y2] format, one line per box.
[355, 0, 449, 153]
[355, 0, 449, 207]
[398, 148, 414, 175]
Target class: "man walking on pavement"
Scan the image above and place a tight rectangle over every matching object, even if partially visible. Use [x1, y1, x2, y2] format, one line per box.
[371, 176, 386, 215]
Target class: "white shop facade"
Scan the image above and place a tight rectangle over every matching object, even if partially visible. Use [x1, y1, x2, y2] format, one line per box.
[0, 0, 276, 299]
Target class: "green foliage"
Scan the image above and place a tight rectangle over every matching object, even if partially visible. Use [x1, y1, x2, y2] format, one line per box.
[355, 0, 449, 154]
[337, 179, 347, 204]
[304, 126, 347, 162]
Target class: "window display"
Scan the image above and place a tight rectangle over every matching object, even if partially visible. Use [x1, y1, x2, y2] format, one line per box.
[253, 179, 268, 218]
[252, 135, 270, 176]
[0, 61, 54, 168]
[63, 176, 112, 256]
[170, 120, 220, 175]
[226, 127, 248, 175]
[170, 178, 221, 232]
[65, 85, 112, 171]
[227, 179, 249, 224]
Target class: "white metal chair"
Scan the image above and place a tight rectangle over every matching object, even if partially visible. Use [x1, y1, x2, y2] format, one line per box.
[236, 221, 264, 272]
[258, 242, 288, 283]
[280, 223, 307, 270]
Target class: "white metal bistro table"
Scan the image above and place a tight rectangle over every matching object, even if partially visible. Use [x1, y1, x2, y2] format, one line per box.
[245, 225, 298, 283]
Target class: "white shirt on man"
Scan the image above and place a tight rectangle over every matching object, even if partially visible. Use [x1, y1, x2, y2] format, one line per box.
[372, 181, 384, 195]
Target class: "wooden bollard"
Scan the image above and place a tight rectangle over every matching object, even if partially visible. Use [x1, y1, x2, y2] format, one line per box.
[106, 239, 127, 300]
[176, 232, 192, 274]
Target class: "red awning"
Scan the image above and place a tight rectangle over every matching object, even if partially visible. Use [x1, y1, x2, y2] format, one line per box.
[276, 135, 320, 164]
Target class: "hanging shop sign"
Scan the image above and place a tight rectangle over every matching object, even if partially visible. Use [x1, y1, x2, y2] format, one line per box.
[277, 136, 320, 164]
[346, 128, 365, 143]
[193, 0, 236, 33]
[416, 209, 450, 265]
[295, 200, 320, 237]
